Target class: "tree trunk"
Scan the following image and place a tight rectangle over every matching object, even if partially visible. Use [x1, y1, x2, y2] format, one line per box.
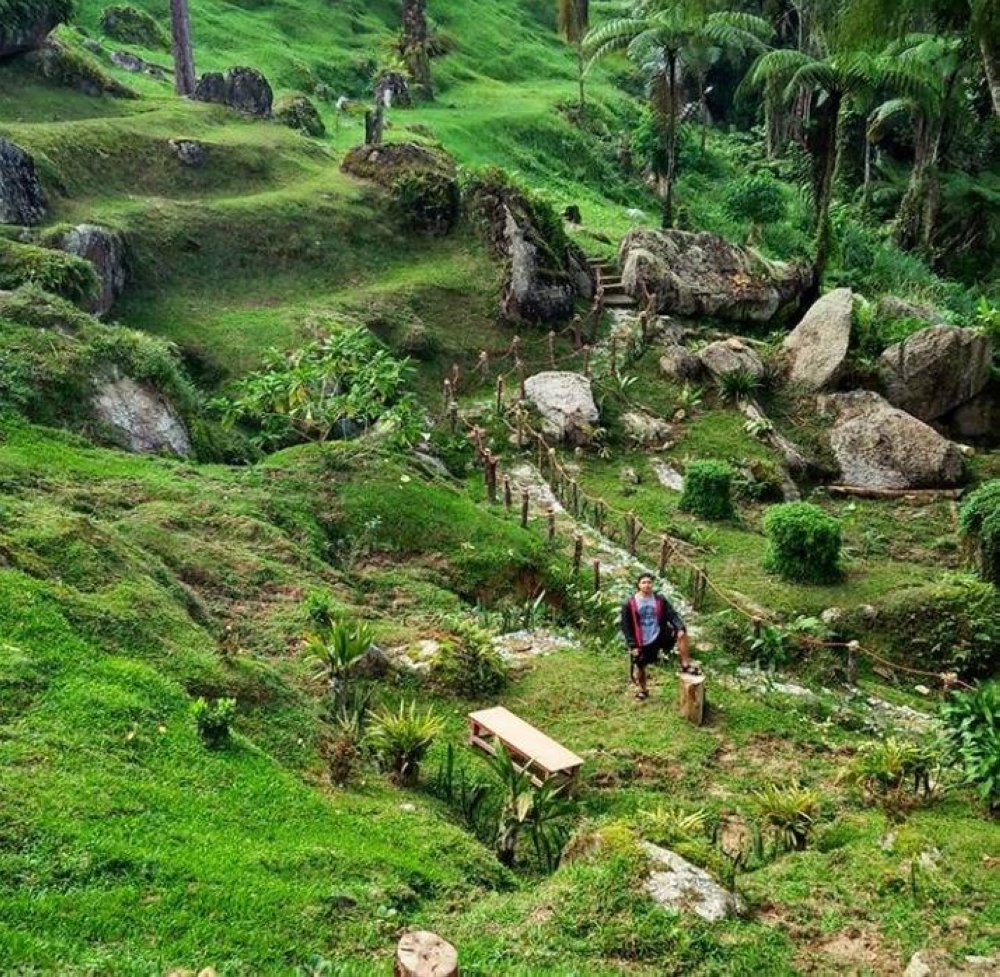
[401, 0, 433, 100]
[810, 93, 841, 291]
[981, 35, 1000, 119]
[577, 42, 585, 114]
[170, 0, 196, 96]
[662, 51, 678, 229]
[365, 103, 384, 145]
[764, 78, 786, 158]
[678, 670, 705, 726]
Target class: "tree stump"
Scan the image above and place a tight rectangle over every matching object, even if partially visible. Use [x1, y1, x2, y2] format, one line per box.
[395, 931, 459, 977]
[678, 667, 705, 726]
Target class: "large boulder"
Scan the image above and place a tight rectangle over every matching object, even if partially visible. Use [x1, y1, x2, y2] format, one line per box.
[24, 40, 138, 98]
[699, 337, 765, 381]
[193, 66, 273, 117]
[275, 93, 325, 137]
[619, 229, 809, 323]
[341, 141, 454, 185]
[879, 325, 992, 422]
[523, 371, 599, 446]
[92, 373, 192, 456]
[818, 390, 963, 490]
[642, 843, 742, 922]
[0, 139, 47, 226]
[782, 287, 853, 391]
[56, 224, 126, 317]
[0, 0, 67, 59]
[467, 177, 594, 324]
[938, 387, 1000, 446]
[659, 343, 702, 381]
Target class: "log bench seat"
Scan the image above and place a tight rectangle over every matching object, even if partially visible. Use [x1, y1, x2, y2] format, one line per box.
[468, 705, 583, 786]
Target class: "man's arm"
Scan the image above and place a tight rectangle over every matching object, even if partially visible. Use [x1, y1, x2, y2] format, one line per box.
[620, 600, 637, 648]
[662, 598, 686, 634]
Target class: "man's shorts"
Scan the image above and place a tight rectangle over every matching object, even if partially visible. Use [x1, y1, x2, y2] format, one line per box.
[632, 631, 676, 667]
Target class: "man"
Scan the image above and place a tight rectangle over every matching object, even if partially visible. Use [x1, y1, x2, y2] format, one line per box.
[620, 573, 695, 700]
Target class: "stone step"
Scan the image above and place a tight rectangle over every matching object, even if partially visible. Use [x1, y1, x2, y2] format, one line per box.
[604, 294, 636, 307]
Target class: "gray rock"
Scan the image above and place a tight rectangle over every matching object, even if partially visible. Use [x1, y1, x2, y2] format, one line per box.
[619, 229, 809, 323]
[350, 644, 391, 679]
[904, 950, 999, 976]
[699, 337, 765, 381]
[938, 388, 999, 446]
[879, 325, 992, 422]
[876, 295, 945, 326]
[523, 371, 599, 446]
[659, 343, 702, 381]
[92, 373, 191, 456]
[169, 139, 208, 167]
[274, 93, 325, 137]
[621, 409, 671, 446]
[783, 287, 853, 391]
[194, 66, 273, 116]
[0, 139, 47, 226]
[819, 390, 963, 490]
[110, 50, 165, 78]
[502, 205, 578, 323]
[642, 842, 743, 922]
[0, 1, 65, 58]
[653, 460, 684, 492]
[57, 224, 126, 317]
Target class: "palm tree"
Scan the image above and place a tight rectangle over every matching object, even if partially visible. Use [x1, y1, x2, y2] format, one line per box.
[585, 2, 771, 228]
[557, 0, 590, 114]
[170, 0, 196, 96]
[866, 34, 963, 251]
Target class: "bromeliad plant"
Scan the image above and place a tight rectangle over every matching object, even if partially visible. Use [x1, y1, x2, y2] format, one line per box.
[305, 618, 375, 709]
[841, 737, 941, 815]
[751, 783, 821, 852]
[367, 700, 444, 787]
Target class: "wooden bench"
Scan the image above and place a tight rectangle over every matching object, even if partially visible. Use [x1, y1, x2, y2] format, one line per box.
[468, 706, 583, 787]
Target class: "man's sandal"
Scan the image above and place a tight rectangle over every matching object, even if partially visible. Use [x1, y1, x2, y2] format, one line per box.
[634, 690, 649, 701]
[680, 663, 702, 675]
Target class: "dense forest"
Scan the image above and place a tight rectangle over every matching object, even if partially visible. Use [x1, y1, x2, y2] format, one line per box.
[0, 0, 997, 973]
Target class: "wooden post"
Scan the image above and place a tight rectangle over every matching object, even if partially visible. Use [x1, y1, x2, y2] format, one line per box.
[571, 314, 583, 349]
[595, 500, 605, 533]
[592, 558, 601, 592]
[495, 375, 504, 414]
[626, 512, 637, 556]
[478, 349, 489, 380]
[610, 336, 618, 377]
[443, 377, 453, 409]
[547, 507, 556, 545]
[583, 345, 592, 378]
[451, 362, 460, 387]
[447, 400, 458, 435]
[547, 447, 556, 479]
[548, 330, 556, 368]
[483, 450, 498, 504]
[753, 617, 762, 641]
[678, 669, 706, 726]
[536, 433, 544, 471]
[520, 489, 530, 529]
[517, 357, 527, 400]
[516, 409, 525, 448]
[846, 640, 859, 687]
[395, 931, 458, 977]
[572, 534, 583, 574]
[503, 475, 512, 513]
[571, 479, 579, 517]
[659, 535, 672, 575]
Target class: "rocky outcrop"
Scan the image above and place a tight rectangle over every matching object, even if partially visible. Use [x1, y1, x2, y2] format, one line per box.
[0, 139, 47, 225]
[193, 66, 273, 116]
[783, 287, 853, 391]
[24, 40, 138, 98]
[938, 387, 1000, 445]
[819, 390, 963, 490]
[467, 178, 594, 324]
[341, 141, 454, 185]
[92, 373, 191, 456]
[642, 842, 743, 922]
[57, 224, 126, 317]
[275, 93, 325, 137]
[659, 343, 702, 381]
[99, 4, 169, 49]
[699, 337, 765, 381]
[619, 229, 809, 323]
[169, 139, 208, 167]
[523, 371, 599, 446]
[879, 325, 992, 422]
[0, 0, 67, 59]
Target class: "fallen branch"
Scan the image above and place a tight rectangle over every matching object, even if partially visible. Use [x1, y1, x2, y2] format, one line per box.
[827, 484, 964, 501]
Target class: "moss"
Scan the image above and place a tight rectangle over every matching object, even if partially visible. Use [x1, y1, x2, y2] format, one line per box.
[273, 92, 325, 137]
[24, 38, 138, 99]
[0, 239, 99, 306]
[99, 4, 168, 49]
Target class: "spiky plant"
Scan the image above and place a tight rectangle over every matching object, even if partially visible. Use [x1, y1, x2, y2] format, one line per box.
[752, 783, 821, 852]
[367, 700, 443, 787]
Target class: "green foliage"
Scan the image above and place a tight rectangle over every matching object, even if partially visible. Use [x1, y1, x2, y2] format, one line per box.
[273, 93, 326, 137]
[959, 479, 1000, 586]
[763, 502, 842, 584]
[214, 327, 417, 450]
[637, 803, 710, 847]
[716, 366, 763, 402]
[430, 742, 494, 841]
[304, 618, 374, 708]
[431, 616, 508, 699]
[0, 240, 98, 306]
[192, 696, 237, 749]
[843, 737, 940, 811]
[733, 457, 784, 502]
[942, 681, 1000, 811]
[874, 574, 998, 678]
[751, 783, 821, 852]
[99, 4, 168, 47]
[679, 459, 735, 521]
[723, 173, 786, 228]
[0, 0, 72, 38]
[367, 700, 443, 786]
[391, 170, 461, 235]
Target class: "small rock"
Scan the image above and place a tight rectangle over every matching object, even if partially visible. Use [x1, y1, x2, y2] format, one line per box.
[642, 842, 742, 922]
[169, 139, 208, 168]
[621, 409, 671, 446]
[699, 337, 765, 382]
[399, 803, 416, 813]
[659, 343, 702, 381]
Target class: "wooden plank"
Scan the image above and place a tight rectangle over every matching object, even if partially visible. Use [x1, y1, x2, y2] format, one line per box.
[468, 706, 583, 774]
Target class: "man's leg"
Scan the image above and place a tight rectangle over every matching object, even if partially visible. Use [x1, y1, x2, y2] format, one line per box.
[677, 630, 693, 670]
[634, 651, 648, 697]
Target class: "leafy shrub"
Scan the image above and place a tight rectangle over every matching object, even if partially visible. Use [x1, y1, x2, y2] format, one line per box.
[723, 173, 786, 229]
[430, 742, 495, 842]
[214, 326, 418, 449]
[0, 240, 99, 307]
[304, 618, 375, 708]
[873, 574, 998, 678]
[843, 737, 940, 812]
[763, 502, 842, 583]
[367, 700, 443, 786]
[431, 617, 508, 699]
[959, 479, 1000, 586]
[941, 681, 1000, 812]
[679, 460, 735, 521]
[752, 784, 821, 852]
[637, 804, 710, 847]
[192, 696, 237, 749]
[391, 171, 460, 235]
[716, 366, 763, 402]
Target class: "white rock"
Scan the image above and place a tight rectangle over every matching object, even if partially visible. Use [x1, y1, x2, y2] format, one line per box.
[523, 371, 599, 446]
[642, 842, 742, 922]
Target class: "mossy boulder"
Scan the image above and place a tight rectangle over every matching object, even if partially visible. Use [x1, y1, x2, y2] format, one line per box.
[23, 39, 138, 98]
[193, 66, 273, 116]
[0, 0, 71, 58]
[99, 4, 169, 49]
[49, 223, 127, 317]
[0, 238, 99, 306]
[0, 138, 47, 225]
[274, 93, 326, 137]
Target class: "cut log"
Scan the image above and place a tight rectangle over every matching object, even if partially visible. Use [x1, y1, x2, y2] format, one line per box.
[678, 671, 705, 726]
[827, 484, 963, 501]
[395, 930, 459, 977]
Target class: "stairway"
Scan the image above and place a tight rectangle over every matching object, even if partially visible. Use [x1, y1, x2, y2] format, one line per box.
[588, 258, 636, 309]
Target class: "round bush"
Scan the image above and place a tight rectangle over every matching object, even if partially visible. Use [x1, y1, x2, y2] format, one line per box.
[763, 502, 842, 583]
[679, 460, 735, 521]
